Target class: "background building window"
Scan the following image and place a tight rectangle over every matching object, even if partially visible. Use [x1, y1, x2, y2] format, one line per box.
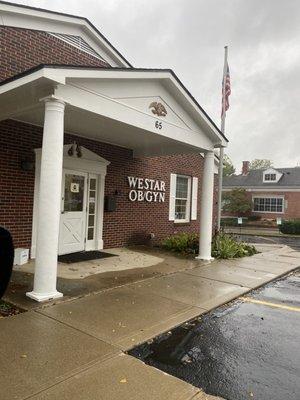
[253, 197, 283, 213]
[264, 173, 276, 181]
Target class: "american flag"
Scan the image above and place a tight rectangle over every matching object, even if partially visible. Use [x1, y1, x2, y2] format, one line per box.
[221, 62, 231, 116]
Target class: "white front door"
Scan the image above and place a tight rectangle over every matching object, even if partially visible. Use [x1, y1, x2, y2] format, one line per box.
[59, 170, 88, 255]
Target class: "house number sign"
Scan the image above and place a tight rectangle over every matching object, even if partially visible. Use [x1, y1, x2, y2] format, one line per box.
[128, 176, 165, 202]
[70, 183, 80, 193]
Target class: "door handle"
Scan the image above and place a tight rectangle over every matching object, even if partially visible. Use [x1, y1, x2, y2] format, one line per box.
[61, 211, 65, 214]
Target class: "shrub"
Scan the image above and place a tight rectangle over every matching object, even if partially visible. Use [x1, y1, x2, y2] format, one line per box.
[279, 220, 300, 235]
[211, 233, 258, 259]
[162, 232, 257, 259]
[221, 217, 239, 227]
[247, 215, 262, 222]
[162, 233, 199, 254]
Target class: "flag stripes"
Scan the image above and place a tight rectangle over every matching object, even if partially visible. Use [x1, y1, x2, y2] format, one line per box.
[221, 62, 231, 116]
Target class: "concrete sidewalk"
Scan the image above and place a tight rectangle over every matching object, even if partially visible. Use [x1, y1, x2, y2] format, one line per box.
[0, 244, 299, 400]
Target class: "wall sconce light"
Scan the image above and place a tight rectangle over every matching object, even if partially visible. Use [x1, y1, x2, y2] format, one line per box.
[68, 142, 82, 158]
[68, 144, 74, 156]
[76, 143, 82, 158]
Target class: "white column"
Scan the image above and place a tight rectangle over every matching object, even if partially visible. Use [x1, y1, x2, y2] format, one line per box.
[27, 97, 65, 302]
[197, 150, 215, 261]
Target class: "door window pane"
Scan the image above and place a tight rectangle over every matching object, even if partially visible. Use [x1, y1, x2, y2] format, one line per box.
[64, 174, 85, 212]
[89, 202, 95, 214]
[90, 179, 96, 190]
[87, 227, 94, 240]
[87, 178, 97, 241]
[88, 215, 95, 226]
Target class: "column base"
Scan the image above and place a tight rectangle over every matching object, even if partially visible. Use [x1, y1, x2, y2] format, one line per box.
[26, 290, 63, 302]
[195, 255, 215, 261]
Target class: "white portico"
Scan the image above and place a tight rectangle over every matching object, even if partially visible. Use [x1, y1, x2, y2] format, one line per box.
[0, 65, 227, 301]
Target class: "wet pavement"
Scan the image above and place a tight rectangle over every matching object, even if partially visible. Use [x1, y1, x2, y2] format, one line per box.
[130, 270, 300, 400]
[238, 234, 300, 250]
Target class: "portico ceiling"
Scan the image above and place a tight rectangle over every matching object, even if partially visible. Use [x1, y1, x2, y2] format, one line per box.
[0, 64, 228, 157]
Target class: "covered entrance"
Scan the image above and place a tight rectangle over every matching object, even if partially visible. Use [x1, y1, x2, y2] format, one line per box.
[31, 144, 109, 259]
[0, 65, 227, 302]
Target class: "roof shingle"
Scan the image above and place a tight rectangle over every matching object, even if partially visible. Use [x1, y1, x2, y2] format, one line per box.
[223, 168, 300, 187]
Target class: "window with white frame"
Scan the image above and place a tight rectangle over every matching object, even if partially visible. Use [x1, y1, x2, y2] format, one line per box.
[174, 175, 191, 221]
[263, 169, 282, 183]
[253, 197, 284, 213]
[264, 173, 276, 181]
[169, 174, 198, 222]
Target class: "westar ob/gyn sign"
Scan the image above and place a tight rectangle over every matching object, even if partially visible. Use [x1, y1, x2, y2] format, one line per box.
[128, 176, 165, 202]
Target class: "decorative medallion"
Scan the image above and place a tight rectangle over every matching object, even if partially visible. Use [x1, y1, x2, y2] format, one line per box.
[149, 102, 167, 117]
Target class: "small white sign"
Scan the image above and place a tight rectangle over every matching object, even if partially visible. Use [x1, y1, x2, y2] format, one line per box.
[70, 183, 79, 193]
[276, 217, 282, 225]
[238, 217, 243, 225]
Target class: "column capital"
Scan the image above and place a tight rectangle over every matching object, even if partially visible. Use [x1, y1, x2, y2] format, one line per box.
[204, 149, 215, 157]
[40, 95, 65, 108]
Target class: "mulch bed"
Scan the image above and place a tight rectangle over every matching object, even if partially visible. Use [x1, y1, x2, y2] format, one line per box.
[0, 300, 23, 318]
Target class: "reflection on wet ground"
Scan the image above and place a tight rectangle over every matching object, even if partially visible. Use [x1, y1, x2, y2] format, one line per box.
[238, 234, 300, 251]
[129, 270, 300, 400]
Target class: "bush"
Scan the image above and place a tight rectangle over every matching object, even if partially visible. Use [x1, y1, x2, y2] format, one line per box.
[162, 232, 257, 259]
[247, 215, 262, 222]
[221, 217, 239, 227]
[162, 233, 199, 254]
[279, 220, 300, 235]
[211, 233, 258, 259]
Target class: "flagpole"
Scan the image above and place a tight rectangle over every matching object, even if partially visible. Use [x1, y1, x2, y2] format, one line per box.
[217, 45, 228, 232]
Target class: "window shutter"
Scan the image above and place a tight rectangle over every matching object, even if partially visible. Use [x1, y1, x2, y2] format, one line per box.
[169, 174, 177, 221]
[191, 177, 198, 220]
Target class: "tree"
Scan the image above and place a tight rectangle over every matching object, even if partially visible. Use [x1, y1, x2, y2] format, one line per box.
[222, 188, 252, 215]
[249, 159, 273, 170]
[222, 154, 236, 177]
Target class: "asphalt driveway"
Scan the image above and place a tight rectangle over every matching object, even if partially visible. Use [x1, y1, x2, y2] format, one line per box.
[130, 270, 300, 400]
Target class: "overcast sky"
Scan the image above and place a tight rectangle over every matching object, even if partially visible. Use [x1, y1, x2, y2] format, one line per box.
[15, 0, 300, 172]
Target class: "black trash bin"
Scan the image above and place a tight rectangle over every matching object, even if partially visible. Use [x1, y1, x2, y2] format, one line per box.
[0, 227, 14, 299]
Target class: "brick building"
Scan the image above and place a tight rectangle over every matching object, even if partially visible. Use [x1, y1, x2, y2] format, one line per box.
[223, 161, 300, 219]
[0, 1, 227, 301]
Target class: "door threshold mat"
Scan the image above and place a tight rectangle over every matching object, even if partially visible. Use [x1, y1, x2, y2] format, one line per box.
[58, 250, 117, 264]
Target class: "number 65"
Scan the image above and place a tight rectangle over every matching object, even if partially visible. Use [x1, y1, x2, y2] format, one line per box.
[155, 121, 162, 129]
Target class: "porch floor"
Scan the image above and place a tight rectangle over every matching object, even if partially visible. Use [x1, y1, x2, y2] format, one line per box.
[14, 248, 165, 279]
[6, 246, 207, 311]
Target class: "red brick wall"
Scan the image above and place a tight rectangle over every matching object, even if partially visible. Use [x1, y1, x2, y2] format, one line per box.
[0, 26, 109, 82]
[0, 120, 216, 250]
[223, 190, 300, 220]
